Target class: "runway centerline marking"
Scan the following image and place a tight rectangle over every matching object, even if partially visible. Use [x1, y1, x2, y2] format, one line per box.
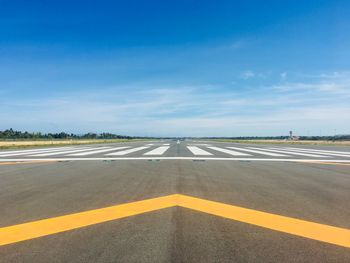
[0, 194, 349, 248]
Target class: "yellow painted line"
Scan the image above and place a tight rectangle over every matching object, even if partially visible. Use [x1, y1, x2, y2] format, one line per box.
[299, 161, 350, 166]
[0, 194, 349, 248]
[0, 195, 177, 247]
[0, 162, 22, 165]
[178, 195, 350, 249]
[0, 161, 57, 166]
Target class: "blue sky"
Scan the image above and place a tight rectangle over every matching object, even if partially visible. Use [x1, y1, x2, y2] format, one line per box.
[1, 0, 350, 136]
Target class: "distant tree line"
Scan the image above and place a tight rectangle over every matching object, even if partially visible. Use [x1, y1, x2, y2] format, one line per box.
[1, 128, 349, 141]
[0, 129, 133, 140]
[198, 135, 350, 141]
[298, 135, 350, 141]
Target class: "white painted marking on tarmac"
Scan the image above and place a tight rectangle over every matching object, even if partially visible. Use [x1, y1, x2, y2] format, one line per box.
[0, 146, 77, 155]
[187, 146, 213, 156]
[188, 144, 210, 146]
[143, 146, 170, 155]
[0, 147, 78, 157]
[162, 144, 170, 146]
[262, 147, 332, 158]
[227, 147, 289, 157]
[105, 146, 149, 156]
[28, 147, 100, 157]
[0, 157, 349, 163]
[207, 146, 251, 156]
[275, 147, 350, 157]
[68, 147, 130, 156]
[146, 144, 154, 146]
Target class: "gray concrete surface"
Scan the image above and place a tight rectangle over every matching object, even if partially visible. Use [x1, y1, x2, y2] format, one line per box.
[0, 141, 349, 262]
[1, 140, 350, 161]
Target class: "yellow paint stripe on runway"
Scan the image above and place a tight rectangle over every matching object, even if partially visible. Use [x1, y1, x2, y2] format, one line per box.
[178, 195, 350, 249]
[0, 195, 177, 246]
[300, 161, 350, 166]
[0, 194, 349, 248]
[0, 161, 57, 166]
[0, 162, 22, 165]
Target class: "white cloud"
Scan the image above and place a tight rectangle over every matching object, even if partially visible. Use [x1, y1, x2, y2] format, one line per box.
[1, 72, 350, 136]
[241, 71, 255, 79]
[272, 82, 350, 96]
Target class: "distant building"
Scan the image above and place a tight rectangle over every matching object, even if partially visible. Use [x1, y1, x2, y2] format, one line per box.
[289, 130, 300, 140]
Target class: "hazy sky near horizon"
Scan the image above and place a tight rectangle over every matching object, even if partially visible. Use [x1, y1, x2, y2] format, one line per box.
[1, 0, 350, 136]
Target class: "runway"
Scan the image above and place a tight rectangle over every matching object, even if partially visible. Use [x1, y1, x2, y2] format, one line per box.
[0, 140, 349, 262]
[1, 140, 350, 162]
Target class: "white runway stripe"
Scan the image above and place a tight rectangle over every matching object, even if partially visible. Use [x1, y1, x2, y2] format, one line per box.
[207, 146, 251, 156]
[252, 147, 331, 158]
[29, 147, 99, 156]
[227, 147, 289, 157]
[105, 146, 149, 156]
[162, 144, 170, 146]
[0, 146, 77, 155]
[3, 157, 349, 163]
[187, 146, 213, 156]
[0, 147, 78, 157]
[143, 146, 170, 155]
[68, 147, 130, 156]
[277, 147, 350, 157]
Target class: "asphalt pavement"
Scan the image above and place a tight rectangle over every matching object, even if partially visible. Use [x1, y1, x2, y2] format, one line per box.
[0, 140, 349, 262]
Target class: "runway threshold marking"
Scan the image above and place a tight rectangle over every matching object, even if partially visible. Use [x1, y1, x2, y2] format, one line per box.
[186, 146, 213, 156]
[0, 195, 349, 248]
[1, 157, 350, 162]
